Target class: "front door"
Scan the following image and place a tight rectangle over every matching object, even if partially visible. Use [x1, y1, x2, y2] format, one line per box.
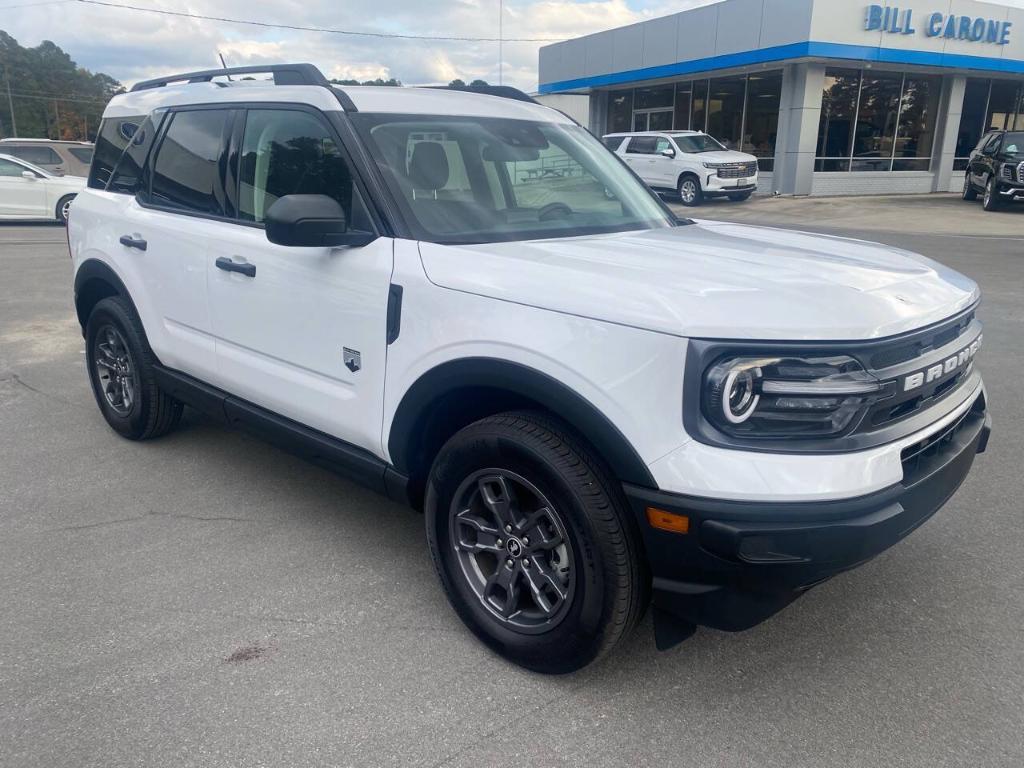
[0, 158, 48, 217]
[205, 106, 393, 455]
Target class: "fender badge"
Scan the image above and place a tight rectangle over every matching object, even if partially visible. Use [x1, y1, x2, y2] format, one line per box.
[343, 348, 361, 373]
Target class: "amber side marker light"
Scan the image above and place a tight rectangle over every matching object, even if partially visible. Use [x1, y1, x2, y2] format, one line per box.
[646, 507, 689, 534]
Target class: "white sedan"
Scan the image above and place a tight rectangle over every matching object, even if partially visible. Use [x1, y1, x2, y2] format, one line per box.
[0, 153, 86, 224]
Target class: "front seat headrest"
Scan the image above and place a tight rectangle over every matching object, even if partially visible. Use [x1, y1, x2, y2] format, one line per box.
[408, 142, 449, 191]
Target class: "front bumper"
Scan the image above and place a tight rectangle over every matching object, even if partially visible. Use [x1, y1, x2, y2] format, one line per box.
[625, 392, 991, 632]
[997, 180, 1024, 199]
[704, 172, 757, 196]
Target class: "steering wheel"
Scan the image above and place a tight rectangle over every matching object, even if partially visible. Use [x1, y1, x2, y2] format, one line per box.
[538, 202, 573, 222]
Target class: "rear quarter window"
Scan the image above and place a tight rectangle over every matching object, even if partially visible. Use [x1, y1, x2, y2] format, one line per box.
[88, 116, 145, 189]
[68, 147, 94, 164]
[602, 136, 623, 151]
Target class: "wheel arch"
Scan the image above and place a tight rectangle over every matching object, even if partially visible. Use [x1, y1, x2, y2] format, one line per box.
[388, 357, 656, 507]
[74, 259, 140, 336]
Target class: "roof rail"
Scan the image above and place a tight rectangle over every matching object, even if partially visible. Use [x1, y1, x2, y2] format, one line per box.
[130, 63, 331, 92]
[430, 84, 537, 104]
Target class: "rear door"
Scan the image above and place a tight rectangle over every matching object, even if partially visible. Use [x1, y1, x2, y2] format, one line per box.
[622, 136, 657, 185]
[125, 106, 236, 381]
[204, 105, 393, 454]
[0, 157, 48, 217]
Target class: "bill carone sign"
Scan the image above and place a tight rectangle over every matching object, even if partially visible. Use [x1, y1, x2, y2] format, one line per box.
[865, 5, 1013, 45]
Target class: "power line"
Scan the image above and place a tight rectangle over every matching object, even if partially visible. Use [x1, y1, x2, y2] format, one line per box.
[73, 0, 564, 42]
[6, 90, 109, 104]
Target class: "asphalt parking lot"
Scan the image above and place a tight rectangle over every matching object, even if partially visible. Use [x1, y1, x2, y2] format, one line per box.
[1, 200, 1022, 767]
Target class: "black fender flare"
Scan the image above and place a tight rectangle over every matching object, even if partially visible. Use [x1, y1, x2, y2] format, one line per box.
[387, 357, 656, 488]
[73, 259, 139, 331]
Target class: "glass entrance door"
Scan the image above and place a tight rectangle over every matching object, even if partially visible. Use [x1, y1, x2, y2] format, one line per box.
[632, 109, 673, 131]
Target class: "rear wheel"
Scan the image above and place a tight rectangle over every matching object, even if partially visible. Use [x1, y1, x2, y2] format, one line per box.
[425, 412, 646, 673]
[961, 174, 978, 201]
[982, 177, 1001, 211]
[677, 175, 702, 207]
[85, 296, 183, 440]
[56, 194, 75, 225]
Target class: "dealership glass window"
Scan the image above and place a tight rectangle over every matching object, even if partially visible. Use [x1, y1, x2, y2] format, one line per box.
[633, 85, 673, 110]
[706, 76, 746, 150]
[607, 89, 633, 134]
[892, 75, 940, 171]
[745, 71, 782, 171]
[815, 68, 860, 171]
[674, 82, 692, 131]
[601, 71, 781, 169]
[954, 78, 992, 170]
[816, 68, 939, 173]
[850, 71, 902, 171]
[987, 80, 1020, 131]
[691, 79, 709, 134]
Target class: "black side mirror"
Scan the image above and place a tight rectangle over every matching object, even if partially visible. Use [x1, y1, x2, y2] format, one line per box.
[264, 194, 376, 248]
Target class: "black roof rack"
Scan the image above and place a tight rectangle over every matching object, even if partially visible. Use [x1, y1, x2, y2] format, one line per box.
[430, 84, 537, 104]
[130, 63, 331, 92]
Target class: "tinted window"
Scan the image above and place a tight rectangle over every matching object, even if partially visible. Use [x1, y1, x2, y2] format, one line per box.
[150, 109, 230, 216]
[89, 116, 145, 189]
[601, 136, 623, 151]
[107, 116, 158, 195]
[68, 147, 94, 163]
[4, 145, 61, 165]
[0, 158, 27, 177]
[238, 109, 362, 225]
[626, 137, 657, 154]
[1003, 132, 1024, 154]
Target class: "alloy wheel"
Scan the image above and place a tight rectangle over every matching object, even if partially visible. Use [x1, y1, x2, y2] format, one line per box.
[93, 324, 138, 416]
[449, 469, 575, 633]
[679, 179, 697, 204]
[61, 198, 72, 222]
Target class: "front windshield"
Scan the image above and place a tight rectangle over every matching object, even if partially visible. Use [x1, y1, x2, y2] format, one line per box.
[671, 134, 726, 153]
[351, 114, 677, 244]
[1003, 132, 1023, 155]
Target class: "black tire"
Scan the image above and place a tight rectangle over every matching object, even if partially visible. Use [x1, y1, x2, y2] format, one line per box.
[961, 174, 978, 201]
[677, 174, 702, 207]
[56, 194, 75, 225]
[727, 191, 752, 202]
[85, 296, 183, 440]
[425, 411, 646, 673]
[982, 177, 1001, 211]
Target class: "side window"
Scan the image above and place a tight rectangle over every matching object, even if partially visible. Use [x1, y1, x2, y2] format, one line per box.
[654, 137, 671, 154]
[238, 108, 368, 227]
[627, 137, 657, 154]
[5, 146, 60, 165]
[69, 147, 94, 164]
[89, 116, 145, 189]
[0, 158, 27, 177]
[601, 136, 623, 151]
[107, 115, 159, 195]
[150, 109, 231, 216]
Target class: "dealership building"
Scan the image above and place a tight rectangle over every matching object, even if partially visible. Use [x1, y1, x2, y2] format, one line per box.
[537, 0, 1024, 195]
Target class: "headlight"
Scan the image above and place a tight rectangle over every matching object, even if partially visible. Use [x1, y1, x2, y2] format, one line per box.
[703, 355, 886, 438]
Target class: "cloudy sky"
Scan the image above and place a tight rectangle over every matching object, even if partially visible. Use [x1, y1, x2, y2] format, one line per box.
[4, 0, 1024, 91]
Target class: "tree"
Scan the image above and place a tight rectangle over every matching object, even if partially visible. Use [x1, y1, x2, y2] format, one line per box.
[447, 79, 466, 88]
[0, 30, 122, 140]
[330, 77, 402, 87]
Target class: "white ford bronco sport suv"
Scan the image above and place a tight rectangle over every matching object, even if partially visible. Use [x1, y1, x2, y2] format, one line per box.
[604, 130, 759, 206]
[70, 64, 991, 673]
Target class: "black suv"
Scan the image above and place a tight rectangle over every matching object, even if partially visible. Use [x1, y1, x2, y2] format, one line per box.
[962, 130, 1024, 211]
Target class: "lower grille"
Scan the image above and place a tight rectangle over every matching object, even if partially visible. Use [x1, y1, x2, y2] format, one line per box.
[900, 394, 985, 484]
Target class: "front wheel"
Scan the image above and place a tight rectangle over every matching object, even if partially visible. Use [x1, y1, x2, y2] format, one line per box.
[425, 412, 646, 673]
[982, 177, 1001, 211]
[677, 175, 702, 206]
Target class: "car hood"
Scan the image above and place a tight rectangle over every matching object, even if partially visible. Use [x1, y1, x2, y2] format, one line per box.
[691, 150, 757, 164]
[417, 221, 980, 341]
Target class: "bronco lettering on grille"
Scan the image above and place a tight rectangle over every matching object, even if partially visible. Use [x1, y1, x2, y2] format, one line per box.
[902, 335, 982, 392]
